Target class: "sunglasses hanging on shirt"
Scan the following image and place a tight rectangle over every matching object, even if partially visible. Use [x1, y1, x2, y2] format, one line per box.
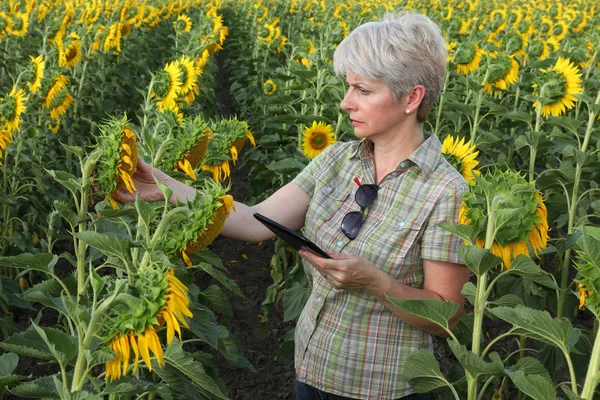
[341, 182, 378, 239]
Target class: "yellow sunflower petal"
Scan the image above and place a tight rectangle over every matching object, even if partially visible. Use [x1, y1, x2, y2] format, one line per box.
[145, 329, 164, 367]
[178, 158, 196, 180]
[129, 332, 139, 375]
[137, 332, 152, 372]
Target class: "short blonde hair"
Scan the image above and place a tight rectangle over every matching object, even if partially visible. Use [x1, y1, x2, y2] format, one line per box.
[333, 12, 447, 123]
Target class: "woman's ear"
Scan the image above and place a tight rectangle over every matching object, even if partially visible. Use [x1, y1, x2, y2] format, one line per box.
[404, 85, 426, 114]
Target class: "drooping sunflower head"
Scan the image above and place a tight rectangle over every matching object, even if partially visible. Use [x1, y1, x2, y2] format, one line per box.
[263, 79, 277, 95]
[6, 12, 29, 37]
[574, 227, 600, 314]
[453, 42, 482, 75]
[459, 169, 549, 268]
[483, 55, 519, 95]
[0, 129, 13, 165]
[152, 61, 182, 112]
[526, 38, 549, 61]
[93, 116, 138, 208]
[103, 267, 193, 381]
[301, 121, 336, 160]
[157, 116, 213, 180]
[203, 117, 255, 174]
[504, 32, 527, 58]
[441, 135, 480, 184]
[0, 86, 27, 133]
[57, 32, 82, 69]
[25, 54, 45, 94]
[162, 179, 234, 265]
[532, 57, 582, 118]
[176, 55, 198, 103]
[173, 14, 192, 35]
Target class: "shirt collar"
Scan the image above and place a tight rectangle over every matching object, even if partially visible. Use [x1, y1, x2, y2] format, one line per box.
[350, 132, 441, 178]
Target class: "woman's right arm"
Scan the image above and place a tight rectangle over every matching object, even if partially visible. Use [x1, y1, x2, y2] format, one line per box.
[113, 158, 310, 243]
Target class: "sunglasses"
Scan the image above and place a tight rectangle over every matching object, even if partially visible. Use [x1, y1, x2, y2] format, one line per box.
[341, 184, 378, 239]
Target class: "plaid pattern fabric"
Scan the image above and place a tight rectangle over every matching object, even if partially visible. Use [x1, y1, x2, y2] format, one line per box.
[292, 132, 467, 399]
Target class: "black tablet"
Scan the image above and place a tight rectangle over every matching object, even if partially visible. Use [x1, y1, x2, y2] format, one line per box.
[253, 213, 332, 259]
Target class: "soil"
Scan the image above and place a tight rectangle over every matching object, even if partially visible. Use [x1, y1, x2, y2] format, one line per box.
[203, 163, 297, 400]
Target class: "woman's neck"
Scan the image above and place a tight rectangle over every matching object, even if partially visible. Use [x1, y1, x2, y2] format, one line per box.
[372, 126, 425, 184]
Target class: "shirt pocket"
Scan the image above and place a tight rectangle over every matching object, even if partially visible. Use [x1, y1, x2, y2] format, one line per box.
[307, 181, 353, 225]
[392, 214, 428, 260]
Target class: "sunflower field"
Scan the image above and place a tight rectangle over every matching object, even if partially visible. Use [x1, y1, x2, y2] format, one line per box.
[0, 0, 599, 398]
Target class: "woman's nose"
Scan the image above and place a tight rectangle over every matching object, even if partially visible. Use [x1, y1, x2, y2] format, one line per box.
[341, 91, 353, 111]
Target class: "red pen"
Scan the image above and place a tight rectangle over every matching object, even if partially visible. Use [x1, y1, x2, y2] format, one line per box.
[353, 177, 362, 186]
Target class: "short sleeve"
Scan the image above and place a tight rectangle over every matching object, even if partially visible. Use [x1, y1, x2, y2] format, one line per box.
[420, 183, 467, 264]
[292, 144, 337, 199]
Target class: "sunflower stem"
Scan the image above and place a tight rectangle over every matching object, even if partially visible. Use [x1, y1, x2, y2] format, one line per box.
[529, 83, 548, 183]
[470, 69, 490, 144]
[467, 195, 497, 400]
[434, 70, 451, 135]
[140, 206, 190, 268]
[581, 322, 600, 399]
[557, 91, 600, 318]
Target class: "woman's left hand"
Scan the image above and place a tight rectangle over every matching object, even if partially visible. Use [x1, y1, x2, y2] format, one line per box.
[298, 249, 385, 292]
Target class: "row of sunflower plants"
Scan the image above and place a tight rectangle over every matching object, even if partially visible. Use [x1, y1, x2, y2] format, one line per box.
[219, 0, 600, 397]
[0, 0, 259, 398]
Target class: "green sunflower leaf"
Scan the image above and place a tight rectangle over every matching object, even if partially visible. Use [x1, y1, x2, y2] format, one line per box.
[0, 353, 24, 387]
[0, 253, 57, 275]
[504, 370, 556, 400]
[488, 306, 577, 352]
[45, 169, 82, 195]
[404, 350, 454, 393]
[437, 223, 477, 244]
[198, 285, 232, 317]
[266, 158, 307, 172]
[283, 282, 311, 321]
[448, 340, 503, 378]
[158, 341, 228, 400]
[459, 245, 502, 276]
[546, 116, 582, 135]
[75, 231, 130, 260]
[9, 375, 59, 398]
[384, 297, 459, 335]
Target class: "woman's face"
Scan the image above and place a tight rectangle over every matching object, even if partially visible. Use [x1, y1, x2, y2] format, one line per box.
[340, 71, 407, 141]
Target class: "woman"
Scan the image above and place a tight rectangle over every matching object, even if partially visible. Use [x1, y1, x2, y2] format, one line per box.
[116, 11, 470, 400]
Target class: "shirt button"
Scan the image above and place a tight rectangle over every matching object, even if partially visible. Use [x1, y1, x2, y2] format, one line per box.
[398, 221, 406, 228]
[400, 161, 406, 168]
[316, 296, 322, 303]
[337, 240, 343, 247]
[326, 186, 333, 193]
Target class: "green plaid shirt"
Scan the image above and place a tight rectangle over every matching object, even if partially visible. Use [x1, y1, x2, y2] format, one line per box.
[292, 132, 467, 399]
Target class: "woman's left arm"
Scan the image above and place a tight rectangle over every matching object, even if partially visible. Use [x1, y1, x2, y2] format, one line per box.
[299, 251, 470, 337]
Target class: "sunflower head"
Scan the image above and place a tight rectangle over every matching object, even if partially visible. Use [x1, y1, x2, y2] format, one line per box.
[202, 118, 255, 176]
[0, 86, 27, 133]
[57, 32, 82, 69]
[25, 55, 45, 94]
[93, 116, 138, 208]
[441, 135, 480, 184]
[176, 55, 198, 100]
[574, 227, 600, 314]
[460, 169, 549, 268]
[484, 55, 519, 95]
[453, 42, 482, 74]
[152, 61, 182, 112]
[103, 267, 193, 381]
[532, 57, 582, 118]
[263, 79, 277, 95]
[0, 129, 13, 164]
[157, 116, 213, 180]
[162, 179, 233, 264]
[301, 121, 336, 160]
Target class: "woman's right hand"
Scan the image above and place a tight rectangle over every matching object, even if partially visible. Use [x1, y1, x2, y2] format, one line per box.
[112, 157, 195, 204]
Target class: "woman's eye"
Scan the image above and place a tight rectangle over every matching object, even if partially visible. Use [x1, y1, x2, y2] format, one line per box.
[358, 88, 369, 95]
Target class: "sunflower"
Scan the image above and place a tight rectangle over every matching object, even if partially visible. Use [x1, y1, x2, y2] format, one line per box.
[93, 117, 138, 209]
[526, 39, 549, 61]
[263, 79, 277, 95]
[301, 121, 336, 160]
[58, 32, 82, 69]
[5, 12, 28, 37]
[483, 55, 519, 95]
[446, 40, 456, 62]
[0, 86, 27, 133]
[157, 116, 213, 181]
[454, 43, 483, 75]
[105, 268, 192, 381]
[176, 56, 198, 104]
[203, 118, 256, 178]
[574, 227, 600, 314]
[578, 284, 592, 310]
[162, 180, 234, 266]
[104, 22, 124, 53]
[153, 61, 182, 112]
[0, 129, 13, 164]
[459, 169, 549, 269]
[441, 135, 480, 184]
[173, 13, 192, 33]
[48, 90, 74, 126]
[551, 20, 569, 42]
[26, 55, 45, 93]
[546, 37, 560, 53]
[532, 57, 582, 118]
